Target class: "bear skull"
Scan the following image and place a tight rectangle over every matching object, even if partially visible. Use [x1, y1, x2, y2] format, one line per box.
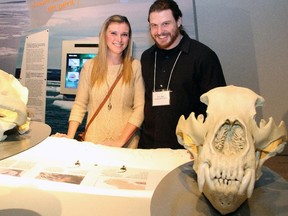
[176, 85, 287, 215]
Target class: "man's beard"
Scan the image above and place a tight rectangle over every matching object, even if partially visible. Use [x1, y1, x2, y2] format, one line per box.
[153, 30, 180, 50]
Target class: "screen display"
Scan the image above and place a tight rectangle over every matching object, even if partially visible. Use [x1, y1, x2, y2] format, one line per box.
[65, 53, 96, 89]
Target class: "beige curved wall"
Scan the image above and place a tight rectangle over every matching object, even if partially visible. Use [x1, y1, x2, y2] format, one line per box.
[195, 0, 288, 128]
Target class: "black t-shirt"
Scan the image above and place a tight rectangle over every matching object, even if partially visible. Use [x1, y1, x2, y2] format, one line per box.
[138, 33, 226, 149]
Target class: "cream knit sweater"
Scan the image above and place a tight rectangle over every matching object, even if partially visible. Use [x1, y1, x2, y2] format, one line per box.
[69, 59, 144, 144]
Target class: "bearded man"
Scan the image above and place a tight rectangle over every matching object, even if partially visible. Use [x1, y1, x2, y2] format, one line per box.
[138, 0, 226, 149]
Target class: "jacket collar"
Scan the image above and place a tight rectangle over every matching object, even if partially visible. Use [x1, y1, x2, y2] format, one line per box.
[148, 32, 190, 54]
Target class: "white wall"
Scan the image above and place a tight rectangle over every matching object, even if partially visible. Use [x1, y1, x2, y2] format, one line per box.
[195, 0, 288, 127]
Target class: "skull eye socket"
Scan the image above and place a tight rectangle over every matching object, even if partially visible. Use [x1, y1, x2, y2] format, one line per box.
[213, 120, 246, 154]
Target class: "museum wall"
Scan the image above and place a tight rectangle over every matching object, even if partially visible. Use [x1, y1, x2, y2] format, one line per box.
[195, 0, 288, 154]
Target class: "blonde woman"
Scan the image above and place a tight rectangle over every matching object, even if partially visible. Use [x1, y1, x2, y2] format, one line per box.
[55, 15, 144, 148]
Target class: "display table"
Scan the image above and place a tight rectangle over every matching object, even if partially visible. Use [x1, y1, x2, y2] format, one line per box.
[151, 161, 288, 216]
[1, 128, 287, 216]
[0, 136, 190, 216]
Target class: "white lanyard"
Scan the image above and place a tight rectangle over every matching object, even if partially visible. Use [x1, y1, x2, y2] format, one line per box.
[153, 50, 182, 92]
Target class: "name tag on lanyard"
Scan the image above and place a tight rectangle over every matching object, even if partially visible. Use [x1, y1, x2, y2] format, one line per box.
[152, 50, 181, 107]
[152, 90, 171, 106]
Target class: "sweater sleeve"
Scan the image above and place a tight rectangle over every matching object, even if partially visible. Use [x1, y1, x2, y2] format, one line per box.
[68, 60, 93, 124]
[127, 59, 145, 127]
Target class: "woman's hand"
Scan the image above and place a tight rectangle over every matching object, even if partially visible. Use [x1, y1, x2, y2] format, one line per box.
[52, 133, 70, 138]
[102, 139, 125, 148]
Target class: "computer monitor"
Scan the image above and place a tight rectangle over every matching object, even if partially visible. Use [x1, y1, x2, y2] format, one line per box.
[60, 39, 99, 95]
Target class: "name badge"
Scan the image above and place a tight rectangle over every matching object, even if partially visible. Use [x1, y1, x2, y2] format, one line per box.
[152, 90, 170, 106]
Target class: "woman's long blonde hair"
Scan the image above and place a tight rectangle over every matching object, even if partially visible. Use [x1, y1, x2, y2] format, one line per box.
[90, 15, 133, 87]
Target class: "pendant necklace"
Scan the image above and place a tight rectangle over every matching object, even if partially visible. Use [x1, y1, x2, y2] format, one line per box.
[106, 64, 122, 111]
[108, 98, 112, 110]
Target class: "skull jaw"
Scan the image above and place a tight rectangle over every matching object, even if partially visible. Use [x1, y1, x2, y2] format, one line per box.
[0, 109, 29, 141]
[196, 157, 255, 215]
[203, 187, 247, 215]
[0, 121, 17, 141]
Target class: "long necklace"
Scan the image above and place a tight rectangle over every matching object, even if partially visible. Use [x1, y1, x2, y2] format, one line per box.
[106, 64, 122, 111]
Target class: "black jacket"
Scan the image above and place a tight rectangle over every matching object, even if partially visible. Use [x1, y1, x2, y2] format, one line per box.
[138, 32, 226, 149]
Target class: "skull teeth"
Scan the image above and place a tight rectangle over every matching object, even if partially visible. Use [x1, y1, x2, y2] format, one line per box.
[238, 168, 255, 198]
[199, 163, 253, 196]
[198, 163, 208, 193]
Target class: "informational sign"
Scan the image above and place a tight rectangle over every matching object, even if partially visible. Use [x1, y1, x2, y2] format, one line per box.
[20, 29, 49, 122]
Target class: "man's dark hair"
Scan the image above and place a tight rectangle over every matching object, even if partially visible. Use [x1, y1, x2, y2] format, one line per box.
[148, 0, 184, 33]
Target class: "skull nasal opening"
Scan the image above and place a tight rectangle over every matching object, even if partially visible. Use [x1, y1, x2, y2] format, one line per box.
[213, 120, 247, 155]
